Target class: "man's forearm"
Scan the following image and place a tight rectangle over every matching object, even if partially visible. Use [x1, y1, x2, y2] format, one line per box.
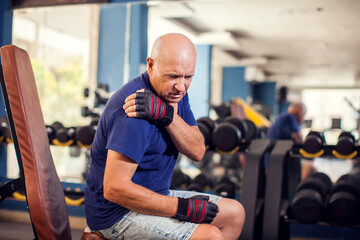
[165, 114, 205, 161]
[291, 132, 303, 144]
[104, 150, 178, 217]
[104, 179, 178, 217]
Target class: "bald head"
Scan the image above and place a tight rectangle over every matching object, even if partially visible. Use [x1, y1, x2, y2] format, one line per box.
[288, 102, 306, 124]
[150, 33, 196, 62]
[146, 33, 197, 103]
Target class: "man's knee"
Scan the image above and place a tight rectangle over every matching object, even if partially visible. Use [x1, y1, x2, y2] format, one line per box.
[230, 199, 245, 226]
[219, 198, 245, 224]
[190, 224, 223, 240]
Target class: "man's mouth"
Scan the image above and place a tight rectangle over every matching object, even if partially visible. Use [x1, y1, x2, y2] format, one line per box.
[169, 92, 183, 98]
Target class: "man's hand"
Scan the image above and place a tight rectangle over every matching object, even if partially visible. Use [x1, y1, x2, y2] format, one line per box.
[173, 195, 219, 224]
[124, 89, 174, 126]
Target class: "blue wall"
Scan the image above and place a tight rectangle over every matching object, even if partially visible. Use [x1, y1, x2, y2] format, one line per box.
[222, 66, 249, 102]
[98, 4, 148, 92]
[188, 45, 211, 120]
[252, 81, 276, 115]
[97, 5, 127, 92]
[129, 4, 148, 80]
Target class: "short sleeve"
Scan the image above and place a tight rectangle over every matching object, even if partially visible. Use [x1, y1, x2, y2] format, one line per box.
[288, 115, 299, 133]
[106, 111, 151, 163]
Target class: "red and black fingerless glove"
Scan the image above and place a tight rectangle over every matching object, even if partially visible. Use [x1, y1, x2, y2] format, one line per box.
[135, 90, 174, 126]
[173, 195, 219, 224]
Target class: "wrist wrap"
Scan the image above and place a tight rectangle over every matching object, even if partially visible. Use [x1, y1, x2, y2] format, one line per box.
[174, 195, 218, 224]
[135, 90, 174, 126]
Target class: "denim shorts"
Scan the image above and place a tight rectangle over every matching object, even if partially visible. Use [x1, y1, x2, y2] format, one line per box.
[98, 190, 221, 240]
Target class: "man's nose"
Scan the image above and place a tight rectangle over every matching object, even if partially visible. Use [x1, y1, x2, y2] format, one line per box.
[174, 77, 186, 92]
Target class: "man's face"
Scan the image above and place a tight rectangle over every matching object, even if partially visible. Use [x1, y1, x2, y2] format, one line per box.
[296, 108, 306, 124]
[147, 53, 196, 103]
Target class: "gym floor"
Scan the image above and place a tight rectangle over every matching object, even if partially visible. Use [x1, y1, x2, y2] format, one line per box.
[0, 222, 324, 240]
[0, 221, 319, 240]
[0, 210, 85, 240]
[0, 221, 84, 240]
[0, 209, 327, 240]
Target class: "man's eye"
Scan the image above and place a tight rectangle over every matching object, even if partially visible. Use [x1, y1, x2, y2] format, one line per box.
[169, 75, 180, 79]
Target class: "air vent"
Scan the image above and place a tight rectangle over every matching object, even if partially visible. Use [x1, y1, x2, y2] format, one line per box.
[165, 17, 210, 35]
[227, 30, 251, 39]
[223, 50, 249, 60]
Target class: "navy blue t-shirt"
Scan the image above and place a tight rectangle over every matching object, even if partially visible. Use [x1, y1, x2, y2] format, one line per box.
[85, 72, 197, 230]
[267, 112, 299, 140]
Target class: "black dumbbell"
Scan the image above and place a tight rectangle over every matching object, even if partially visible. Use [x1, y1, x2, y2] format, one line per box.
[212, 101, 231, 118]
[187, 173, 213, 192]
[53, 126, 76, 146]
[303, 131, 325, 154]
[46, 121, 64, 144]
[291, 172, 332, 224]
[94, 90, 110, 108]
[335, 131, 356, 156]
[242, 119, 258, 142]
[212, 116, 247, 153]
[0, 116, 12, 143]
[76, 125, 96, 147]
[97, 83, 109, 92]
[197, 117, 216, 150]
[328, 167, 360, 226]
[81, 106, 101, 118]
[215, 176, 236, 199]
[170, 168, 191, 189]
[83, 88, 90, 98]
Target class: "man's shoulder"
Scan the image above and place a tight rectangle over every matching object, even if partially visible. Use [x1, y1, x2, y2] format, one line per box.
[121, 72, 148, 92]
[277, 112, 294, 121]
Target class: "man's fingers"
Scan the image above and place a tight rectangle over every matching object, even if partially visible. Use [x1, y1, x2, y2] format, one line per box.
[124, 105, 136, 114]
[125, 88, 146, 102]
[125, 89, 146, 103]
[123, 99, 136, 110]
[124, 92, 137, 103]
[126, 112, 137, 118]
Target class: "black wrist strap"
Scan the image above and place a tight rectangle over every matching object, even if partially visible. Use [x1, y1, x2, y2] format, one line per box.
[160, 104, 174, 126]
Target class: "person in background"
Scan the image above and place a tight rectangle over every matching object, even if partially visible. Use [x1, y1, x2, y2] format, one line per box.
[267, 102, 316, 180]
[267, 102, 306, 144]
[84, 33, 245, 240]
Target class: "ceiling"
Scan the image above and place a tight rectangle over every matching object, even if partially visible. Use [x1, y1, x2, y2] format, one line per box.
[147, 0, 360, 89]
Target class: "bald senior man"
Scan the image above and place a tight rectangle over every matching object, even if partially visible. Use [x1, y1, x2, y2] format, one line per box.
[267, 102, 316, 179]
[85, 33, 245, 240]
[267, 102, 306, 144]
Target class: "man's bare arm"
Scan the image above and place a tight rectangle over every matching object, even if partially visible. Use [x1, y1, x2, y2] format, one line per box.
[103, 149, 178, 217]
[165, 107, 205, 161]
[291, 132, 303, 144]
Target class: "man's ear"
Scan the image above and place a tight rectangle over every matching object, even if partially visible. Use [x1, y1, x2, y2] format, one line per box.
[147, 57, 154, 72]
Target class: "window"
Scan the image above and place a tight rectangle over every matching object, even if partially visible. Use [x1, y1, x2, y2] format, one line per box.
[8, 4, 99, 183]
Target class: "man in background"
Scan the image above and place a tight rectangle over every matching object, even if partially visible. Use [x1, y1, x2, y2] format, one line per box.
[267, 102, 316, 180]
[267, 102, 306, 144]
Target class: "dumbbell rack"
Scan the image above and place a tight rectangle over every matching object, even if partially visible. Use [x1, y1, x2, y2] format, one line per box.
[240, 138, 275, 240]
[178, 137, 274, 240]
[262, 141, 360, 240]
[0, 141, 88, 217]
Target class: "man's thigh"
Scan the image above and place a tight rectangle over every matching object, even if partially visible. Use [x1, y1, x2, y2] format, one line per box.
[99, 211, 197, 240]
[98, 190, 221, 240]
